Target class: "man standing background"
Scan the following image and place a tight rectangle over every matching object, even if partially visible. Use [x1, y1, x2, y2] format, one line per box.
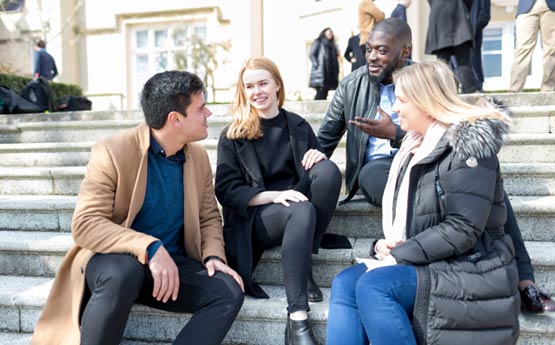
[509, 0, 555, 92]
[33, 40, 58, 81]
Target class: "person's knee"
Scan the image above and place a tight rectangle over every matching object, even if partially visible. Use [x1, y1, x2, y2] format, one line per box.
[206, 273, 245, 314]
[331, 268, 359, 300]
[93, 255, 144, 297]
[311, 160, 342, 186]
[288, 201, 317, 221]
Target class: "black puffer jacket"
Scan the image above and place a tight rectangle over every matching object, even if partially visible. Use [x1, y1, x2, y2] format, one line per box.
[317, 67, 406, 201]
[390, 117, 520, 345]
[309, 38, 339, 90]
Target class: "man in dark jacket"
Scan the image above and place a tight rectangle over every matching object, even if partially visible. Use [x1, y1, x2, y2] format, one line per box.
[318, 17, 554, 313]
[34, 40, 58, 81]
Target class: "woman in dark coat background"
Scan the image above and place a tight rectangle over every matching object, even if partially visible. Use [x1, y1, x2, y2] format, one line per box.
[326, 61, 519, 345]
[309, 27, 340, 100]
[215, 56, 341, 345]
[425, 0, 479, 93]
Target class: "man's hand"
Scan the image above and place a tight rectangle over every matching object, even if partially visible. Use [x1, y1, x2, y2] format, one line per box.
[205, 258, 245, 292]
[349, 107, 396, 140]
[148, 245, 179, 303]
[301, 149, 327, 170]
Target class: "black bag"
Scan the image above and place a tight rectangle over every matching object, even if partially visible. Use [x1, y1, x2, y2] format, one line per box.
[20, 77, 55, 112]
[56, 95, 92, 111]
[0, 85, 44, 114]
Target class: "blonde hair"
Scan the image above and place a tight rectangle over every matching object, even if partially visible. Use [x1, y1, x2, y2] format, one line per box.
[392, 61, 511, 125]
[226, 56, 286, 140]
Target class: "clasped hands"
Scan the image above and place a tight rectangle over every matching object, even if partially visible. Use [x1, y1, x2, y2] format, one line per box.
[349, 106, 396, 140]
[374, 238, 404, 262]
[148, 245, 244, 303]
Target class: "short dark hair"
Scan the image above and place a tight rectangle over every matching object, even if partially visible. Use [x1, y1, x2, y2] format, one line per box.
[140, 71, 206, 129]
[372, 18, 412, 47]
[36, 40, 46, 48]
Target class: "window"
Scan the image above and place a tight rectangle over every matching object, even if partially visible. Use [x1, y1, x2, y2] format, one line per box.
[482, 22, 543, 91]
[130, 23, 207, 107]
[482, 27, 503, 78]
[0, 0, 25, 12]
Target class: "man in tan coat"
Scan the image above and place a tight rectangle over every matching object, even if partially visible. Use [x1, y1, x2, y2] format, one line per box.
[32, 71, 244, 345]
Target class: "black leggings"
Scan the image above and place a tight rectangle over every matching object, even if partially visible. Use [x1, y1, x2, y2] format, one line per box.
[80, 253, 244, 345]
[253, 160, 341, 313]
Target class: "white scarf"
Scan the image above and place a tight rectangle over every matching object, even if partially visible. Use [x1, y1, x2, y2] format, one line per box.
[381, 122, 447, 243]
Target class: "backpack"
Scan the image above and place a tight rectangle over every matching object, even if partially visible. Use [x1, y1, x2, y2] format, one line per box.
[56, 95, 92, 111]
[0, 85, 44, 114]
[20, 77, 55, 112]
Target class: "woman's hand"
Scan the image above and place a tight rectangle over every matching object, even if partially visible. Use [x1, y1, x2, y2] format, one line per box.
[273, 189, 308, 207]
[375, 239, 402, 258]
[302, 149, 327, 170]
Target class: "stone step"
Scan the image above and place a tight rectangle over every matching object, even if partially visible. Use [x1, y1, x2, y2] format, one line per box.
[1, 194, 555, 242]
[0, 230, 554, 296]
[1, 131, 554, 168]
[0, 100, 554, 144]
[0, 275, 553, 345]
[1, 92, 553, 125]
[1, 163, 554, 197]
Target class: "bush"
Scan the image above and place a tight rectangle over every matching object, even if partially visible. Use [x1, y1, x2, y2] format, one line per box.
[0, 72, 83, 104]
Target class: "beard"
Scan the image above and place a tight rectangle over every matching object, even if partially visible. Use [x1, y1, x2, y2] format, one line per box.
[367, 55, 402, 84]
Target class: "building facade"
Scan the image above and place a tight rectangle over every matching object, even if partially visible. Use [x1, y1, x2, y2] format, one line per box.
[0, 0, 545, 110]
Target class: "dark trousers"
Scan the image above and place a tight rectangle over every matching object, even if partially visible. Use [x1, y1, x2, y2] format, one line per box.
[253, 160, 341, 313]
[80, 253, 244, 345]
[357, 158, 535, 282]
[504, 194, 534, 282]
[358, 157, 394, 207]
[314, 87, 330, 100]
[435, 41, 479, 93]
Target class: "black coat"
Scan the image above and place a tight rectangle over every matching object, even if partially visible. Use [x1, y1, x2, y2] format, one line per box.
[317, 66, 406, 202]
[425, 0, 474, 54]
[215, 109, 322, 298]
[309, 38, 339, 90]
[390, 118, 519, 344]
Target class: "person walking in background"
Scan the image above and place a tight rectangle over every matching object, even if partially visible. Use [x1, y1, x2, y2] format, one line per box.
[344, 33, 366, 72]
[358, 0, 385, 47]
[425, 0, 479, 93]
[470, 0, 491, 92]
[309, 28, 340, 100]
[31, 71, 245, 345]
[390, 0, 411, 22]
[216, 57, 341, 345]
[326, 60, 520, 345]
[509, 0, 555, 92]
[33, 40, 58, 81]
[449, 0, 491, 92]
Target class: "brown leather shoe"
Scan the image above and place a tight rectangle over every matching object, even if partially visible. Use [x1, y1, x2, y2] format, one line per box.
[538, 291, 555, 312]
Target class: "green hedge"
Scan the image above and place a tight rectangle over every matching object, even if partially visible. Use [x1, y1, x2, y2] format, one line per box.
[0, 73, 83, 104]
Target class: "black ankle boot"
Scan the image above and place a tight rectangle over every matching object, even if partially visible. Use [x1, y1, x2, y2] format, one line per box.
[307, 269, 323, 303]
[285, 317, 319, 345]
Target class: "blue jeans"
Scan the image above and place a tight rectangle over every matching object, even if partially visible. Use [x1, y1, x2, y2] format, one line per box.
[326, 263, 417, 345]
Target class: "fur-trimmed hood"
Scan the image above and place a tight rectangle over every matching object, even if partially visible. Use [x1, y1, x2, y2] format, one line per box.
[447, 103, 511, 161]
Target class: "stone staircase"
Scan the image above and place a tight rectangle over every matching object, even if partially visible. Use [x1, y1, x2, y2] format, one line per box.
[0, 93, 554, 344]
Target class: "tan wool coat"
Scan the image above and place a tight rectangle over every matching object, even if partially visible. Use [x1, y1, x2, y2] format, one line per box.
[358, 0, 385, 45]
[31, 123, 226, 345]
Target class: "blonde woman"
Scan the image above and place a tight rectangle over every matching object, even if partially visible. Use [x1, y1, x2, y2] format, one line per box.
[215, 56, 341, 345]
[326, 61, 519, 345]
